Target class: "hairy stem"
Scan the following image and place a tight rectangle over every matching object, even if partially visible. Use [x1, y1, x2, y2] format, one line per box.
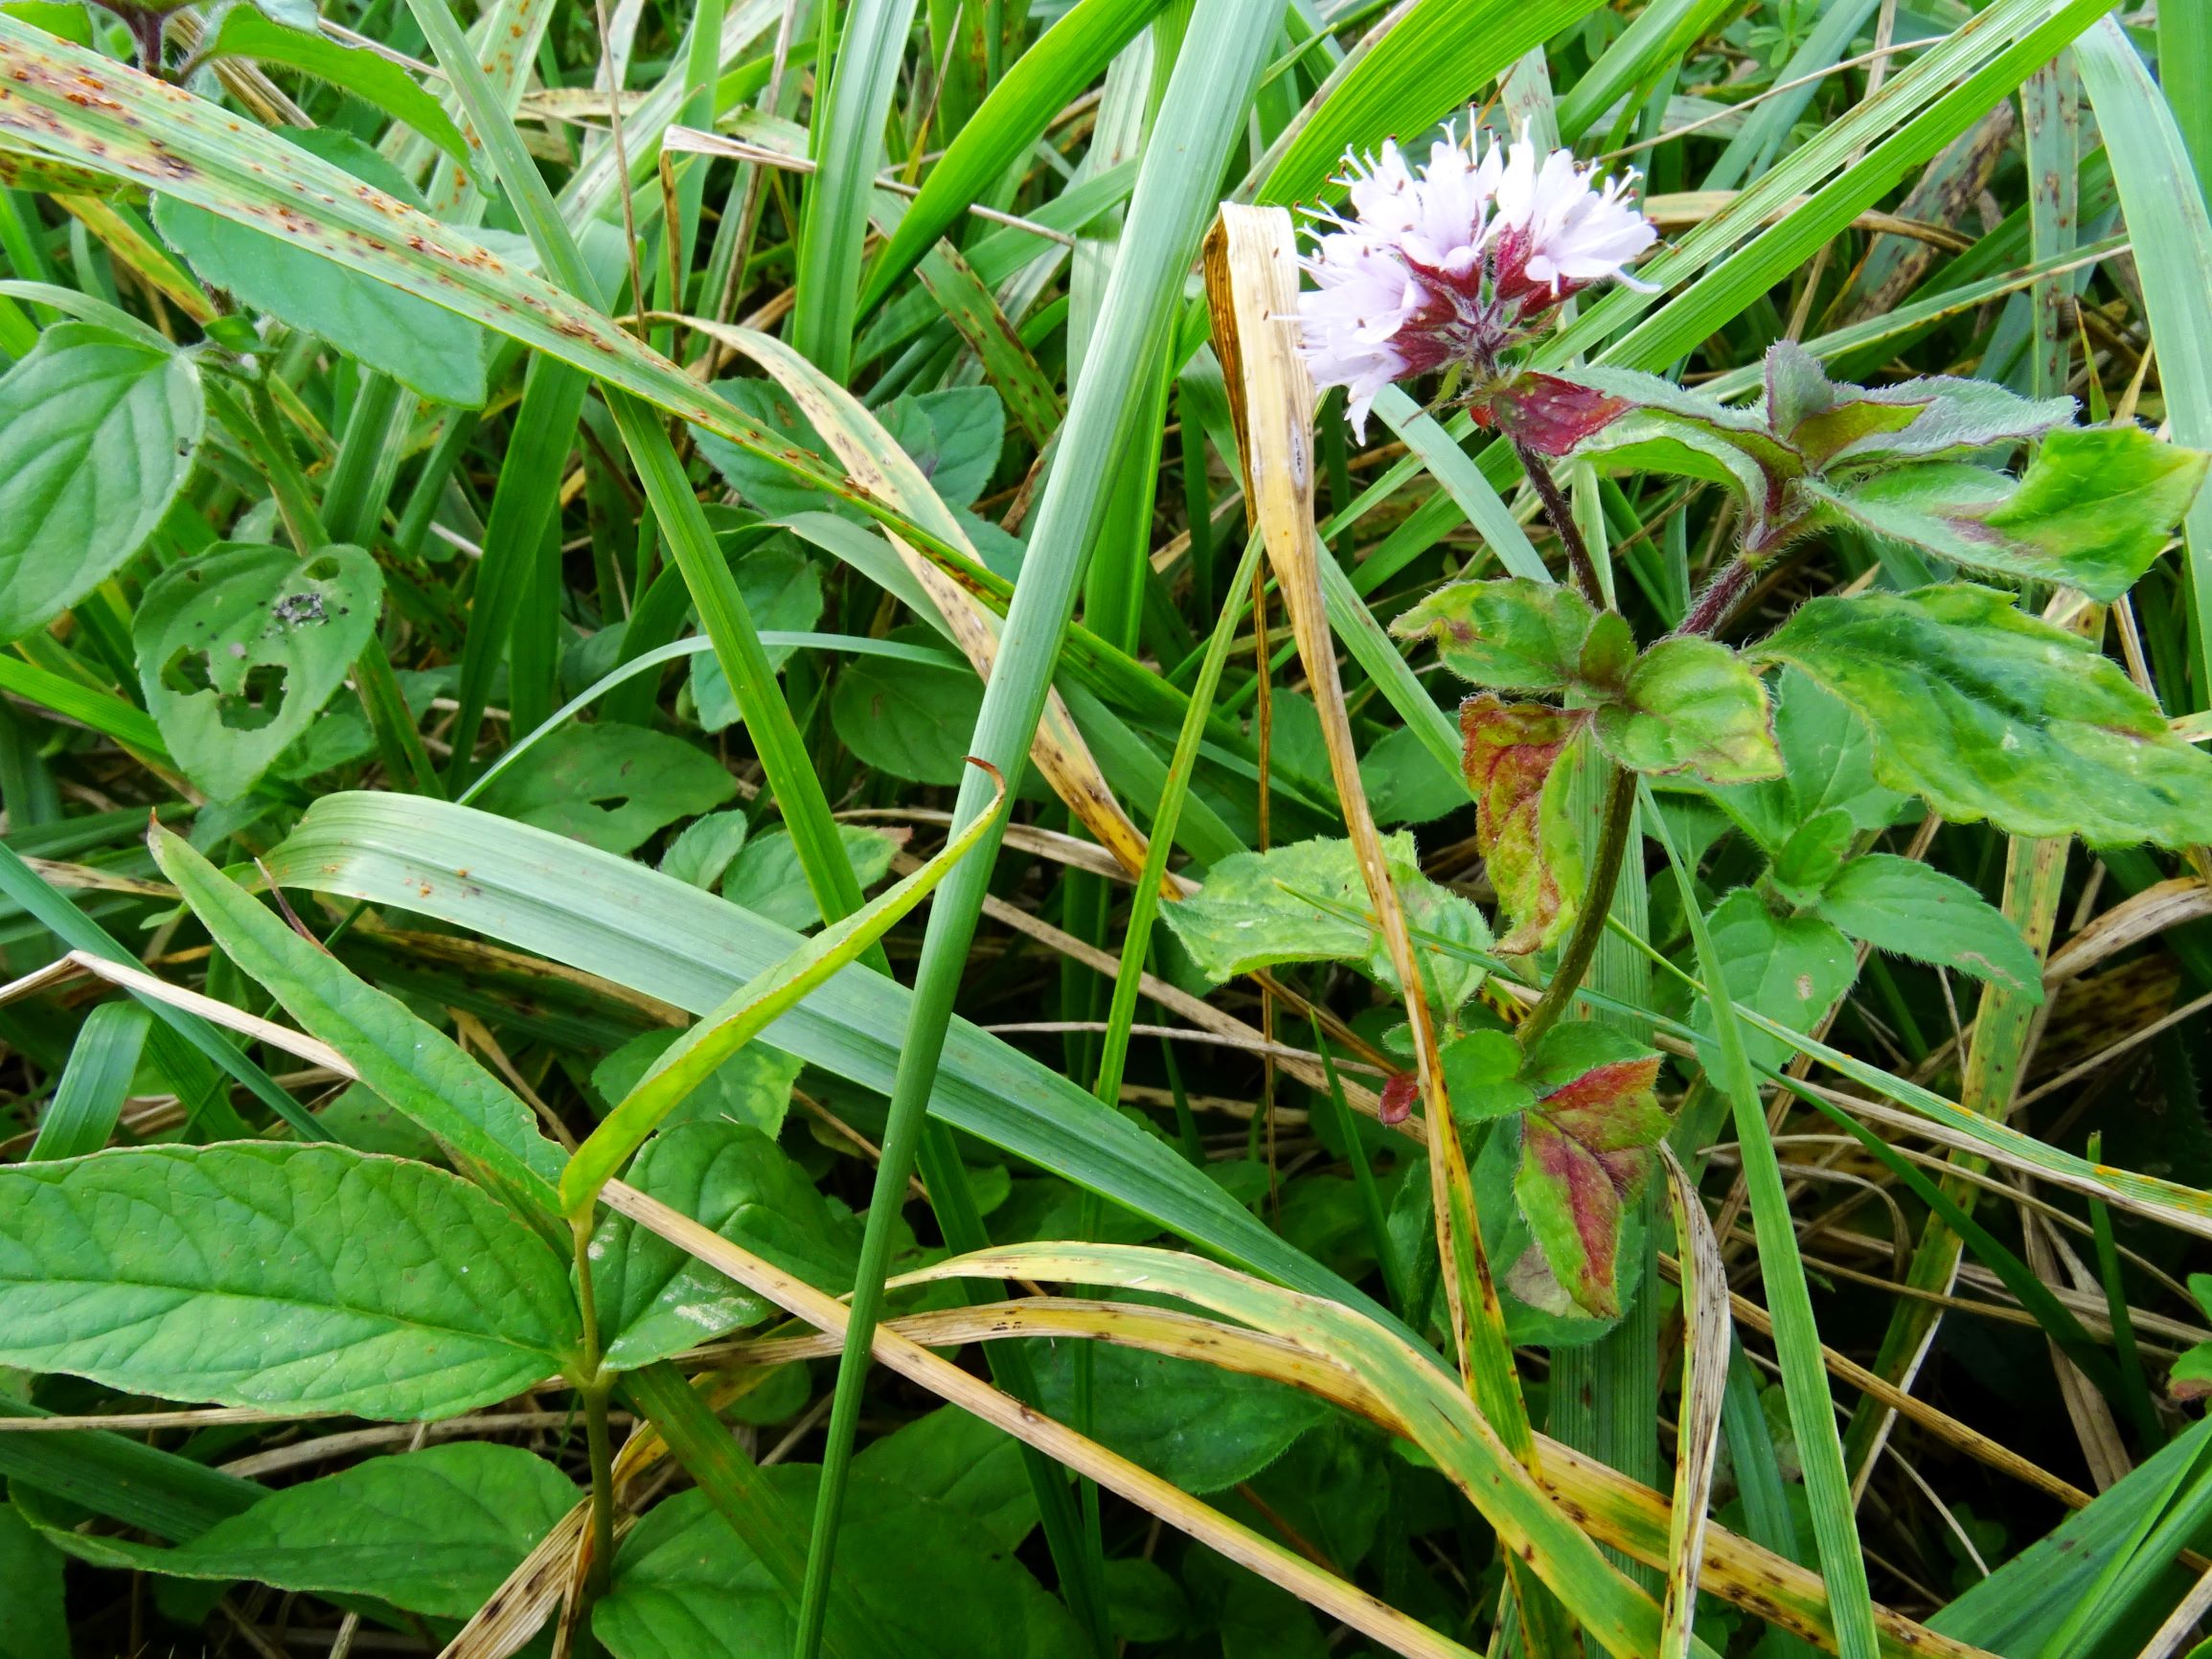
[1509, 436, 1604, 603]
[1680, 554, 1758, 638]
[1517, 761, 1637, 1052]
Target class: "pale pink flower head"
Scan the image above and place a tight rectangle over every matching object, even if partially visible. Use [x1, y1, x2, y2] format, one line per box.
[1296, 120, 1657, 437]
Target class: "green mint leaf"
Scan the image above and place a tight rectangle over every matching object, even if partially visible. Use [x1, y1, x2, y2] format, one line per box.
[1814, 852, 2042, 998]
[0, 321, 201, 645]
[1750, 585, 2212, 847]
[1694, 890, 1857, 1072]
[1591, 636, 1782, 784]
[0, 1144, 576, 1418]
[1389, 577, 1598, 693]
[1767, 807, 1855, 907]
[476, 722, 738, 855]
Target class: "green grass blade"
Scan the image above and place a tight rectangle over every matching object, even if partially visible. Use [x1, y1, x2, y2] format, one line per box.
[27, 997, 149, 1162]
[1641, 780, 1881, 1659]
[1556, 0, 1733, 144]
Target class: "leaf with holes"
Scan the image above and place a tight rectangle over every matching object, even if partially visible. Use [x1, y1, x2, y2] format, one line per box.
[35, 1443, 576, 1617]
[584, 1123, 861, 1372]
[0, 1144, 578, 1419]
[154, 130, 492, 408]
[476, 723, 737, 854]
[1460, 694, 1588, 954]
[1511, 1025, 1668, 1320]
[1390, 577, 1598, 693]
[0, 321, 201, 646]
[1591, 636, 1782, 784]
[134, 542, 381, 802]
[1749, 584, 2212, 846]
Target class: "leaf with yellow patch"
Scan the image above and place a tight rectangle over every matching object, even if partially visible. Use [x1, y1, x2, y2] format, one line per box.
[1459, 694, 1588, 954]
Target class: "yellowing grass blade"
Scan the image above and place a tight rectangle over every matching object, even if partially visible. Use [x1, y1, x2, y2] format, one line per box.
[1660, 1144, 1731, 1659]
[596, 1178, 1484, 1659]
[675, 320, 1158, 887]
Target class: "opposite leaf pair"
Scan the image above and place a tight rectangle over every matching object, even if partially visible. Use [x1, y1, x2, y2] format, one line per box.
[1393, 576, 1782, 950]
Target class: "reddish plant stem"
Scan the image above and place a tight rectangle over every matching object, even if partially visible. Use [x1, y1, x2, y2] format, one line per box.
[1680, 553, 1759, 638]
[1507, 435, 1605, 603]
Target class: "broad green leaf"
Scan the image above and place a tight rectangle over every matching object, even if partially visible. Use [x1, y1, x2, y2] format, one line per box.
[689, 544, 826, 731]
[587, 1123, 859, 1372]
[1816, 426, 2209, 602]
[39, 1443, 575, 1617]
[660, 808, 751, 890]
[878, 389, 1003, 508]
[263, 795, 1402, 1332]
[1695, 891, 1858, 1073]
[1592, 637, 1782, 784]
[0, 1144, 577, 1418]
[594, 1028, 803, 1139]
[0, 1504, 66, 1659]
[722, 826, 900, 929]
[852, 1405, 1038, 1552]
[1813, 854, 2042, 998]
[1691, 668, 1903, 852]
[476, 722, 737, 854]
[134, 542, 382, 802]
[595, 1473, 1087, 1659]
[1389, 577, 1597, 693]
[1458, 695, 1587, 953]
[197, 8, 468, 163]
[154, 130, 492, 407]
[1032, 1342, 1329, 1494]
[1510, 1026, 1668, 1320]
[1160, 832, 1491, 1014]
[150, 826, 566, 1219]
[830, 650, 986, 784]
[1358, 724, 1470, 826]
[1767, 807, 1855, 908]
[0, 320, 201, 645]
[694, 378, 844, 519]
[1749, 585, 2212, 846]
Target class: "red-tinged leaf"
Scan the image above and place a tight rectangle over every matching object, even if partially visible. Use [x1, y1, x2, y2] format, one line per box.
[1511, 1034, 1668, 1319]
[1379, 1072, 1418, 1126]
[1460, 694, 1587, 954]
[1485, 372, 1633, 458]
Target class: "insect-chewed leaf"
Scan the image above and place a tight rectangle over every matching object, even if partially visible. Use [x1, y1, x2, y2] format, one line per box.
[0, 321, 201, 646]
[1390, 576, 1598, 692]
[1160, 832, 1490, 1012]
[1750, 584, 2212, 847]
[475, 722, 738, 855]
[0, 1145, 577, 1419]
[1511, 1025, 1668, 1320]
[134, 542, 381, 802]
[1459, 694, 1587, 954]
[1591, 636, 1782, 784]
[1814, 425, 2209, 602]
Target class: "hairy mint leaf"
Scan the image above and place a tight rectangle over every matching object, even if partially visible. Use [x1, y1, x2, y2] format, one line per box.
[722, 825, 899, 929]
[1161, 832, 1491, 1012]
[1034, 1341, 1327, 1494]
[135, 542, 381, 802]
[660, 808, 751, 890]
[853, 1405, 1038, 1552]
[688, 544, 824, 731]
[878, 387, 1004, 507]
[1814, 853, 2041, 997]
[1591, 636, 1782, 783]
[831, 650, 985, 784]
[1695, 890, 1857, 1071]
[593, 1027, 802, 1138]
[0, 1145, 576, 1418]
[1390, 577, 1598, 692]
[585, 1123, 858, 1371]
[1768, 807, 1855, 907]
[1815, 425, 2208, 602]
[1750, 585, 2212, 847]
[477, 722, 737, 854]
[0, 321, 201, 645]
[39, 1443, 576, 1617]
[1459, 695, 1587, 953]
[1480, 370, 1632, 457]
